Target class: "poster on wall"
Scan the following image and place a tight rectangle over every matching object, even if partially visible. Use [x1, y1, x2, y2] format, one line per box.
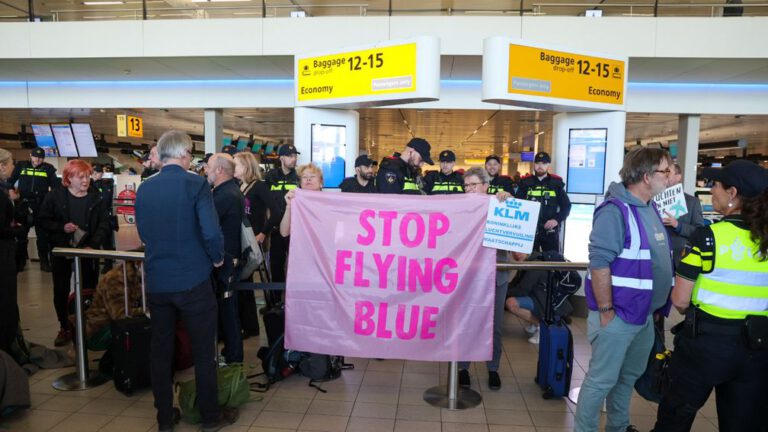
[566, 128, 607, 194]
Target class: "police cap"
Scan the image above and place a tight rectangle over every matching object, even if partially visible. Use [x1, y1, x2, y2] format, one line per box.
[406, 138, 434, 165]
[277, 144, 300, 157]
[221, 145, 238, 156]
[31, 147, 45, 158]
[485, 155, 501, 164]
[534, 152, 551, 163]
[438, 150, 456, 162]
[355, 155, 375, 167]
[702, 159, 768, 199]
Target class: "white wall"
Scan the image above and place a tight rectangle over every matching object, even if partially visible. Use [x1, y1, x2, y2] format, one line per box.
[2, 17, 767, 59]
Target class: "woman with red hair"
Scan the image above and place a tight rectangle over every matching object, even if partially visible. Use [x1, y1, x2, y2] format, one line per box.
[39, 160, 111, 346]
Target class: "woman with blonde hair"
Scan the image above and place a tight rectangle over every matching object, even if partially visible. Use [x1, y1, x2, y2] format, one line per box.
[233, 151, 274, 337]
[279, 163, 323, 237]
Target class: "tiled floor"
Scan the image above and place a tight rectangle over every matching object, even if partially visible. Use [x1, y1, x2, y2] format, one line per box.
[1, 266, 721, 432]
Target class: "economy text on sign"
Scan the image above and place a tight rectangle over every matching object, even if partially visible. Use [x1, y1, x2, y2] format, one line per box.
[297, 43, 417, 102]
[507, 44, 626, 105]
[285, 191, 496, 361]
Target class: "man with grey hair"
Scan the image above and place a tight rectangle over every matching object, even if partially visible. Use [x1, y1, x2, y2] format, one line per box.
[136, 131, 238, 432]
[575, 147, 674, 432]
[206, 153, 245, 364]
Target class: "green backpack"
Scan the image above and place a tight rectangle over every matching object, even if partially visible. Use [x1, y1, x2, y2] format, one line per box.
[177, 363, 254, 424]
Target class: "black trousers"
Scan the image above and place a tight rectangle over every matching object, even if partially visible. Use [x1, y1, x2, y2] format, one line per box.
[0, 239, 19, 353]
[51, 256, 99, 330]
[654, 331, 768, 432]
[33, 215, 51, 265]
[148, 279, 219, 426]
[267, 231, 289, 305]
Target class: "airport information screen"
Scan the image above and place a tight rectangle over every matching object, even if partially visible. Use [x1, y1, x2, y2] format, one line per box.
[311, 124, 346, 188]
[567, 128, 607, 194]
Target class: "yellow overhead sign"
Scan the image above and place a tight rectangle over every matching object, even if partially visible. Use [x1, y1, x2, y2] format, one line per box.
[506, 44, 626, 106]
[297, 43, 417, 102]
[127, 115, 143, 138]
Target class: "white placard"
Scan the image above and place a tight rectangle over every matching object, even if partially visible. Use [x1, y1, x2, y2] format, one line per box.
[653, 184, 688, 218]
[483, 197, 541, 254]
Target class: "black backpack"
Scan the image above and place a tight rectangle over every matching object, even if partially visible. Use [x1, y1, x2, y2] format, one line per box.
[537, 251, 582, 311]
[297, 354, 354, 392]
[251, 334, 290, 392]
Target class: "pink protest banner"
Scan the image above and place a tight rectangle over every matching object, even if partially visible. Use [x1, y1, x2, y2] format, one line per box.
[284, 190, 497, 361]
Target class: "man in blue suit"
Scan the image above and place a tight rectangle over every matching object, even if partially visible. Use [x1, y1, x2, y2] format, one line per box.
[136, 130, 238, 432]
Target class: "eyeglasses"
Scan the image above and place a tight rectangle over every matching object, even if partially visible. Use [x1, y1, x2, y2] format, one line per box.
[463, 182, 485, 189]
[654, 168, 671, 176]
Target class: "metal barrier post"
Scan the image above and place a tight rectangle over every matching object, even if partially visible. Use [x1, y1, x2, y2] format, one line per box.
[52, 255, 109, 391]
[423, 361, 482, 410]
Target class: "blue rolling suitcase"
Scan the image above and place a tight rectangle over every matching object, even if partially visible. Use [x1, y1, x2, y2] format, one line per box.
[534, 270, 574, 399]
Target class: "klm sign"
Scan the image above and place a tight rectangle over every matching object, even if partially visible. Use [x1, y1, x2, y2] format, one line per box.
[493, 200, 530, 222]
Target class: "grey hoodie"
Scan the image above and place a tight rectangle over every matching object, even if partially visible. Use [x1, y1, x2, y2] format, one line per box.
[588, 182, 673, 311]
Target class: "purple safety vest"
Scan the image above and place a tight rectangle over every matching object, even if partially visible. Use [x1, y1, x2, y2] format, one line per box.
[585, 198, 669, 325]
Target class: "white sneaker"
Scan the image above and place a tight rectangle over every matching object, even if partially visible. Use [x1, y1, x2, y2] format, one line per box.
[528, 330, 540, 345]
[525, 324, 538, 335]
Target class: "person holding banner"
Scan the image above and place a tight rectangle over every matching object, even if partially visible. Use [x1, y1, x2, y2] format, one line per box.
[280, 163, 323, 237]
[375, 137, 433, 195]
[575, 147, 674, 432]
[654, 160, 768, 432]
[457, 166, 512, 391]
[662, 163, 704, 267]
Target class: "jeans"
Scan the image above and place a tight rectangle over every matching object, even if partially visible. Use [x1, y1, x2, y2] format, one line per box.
[575, 312, 654, 432]
[459, 281, 507, 373]
[148, 279, 219, 427]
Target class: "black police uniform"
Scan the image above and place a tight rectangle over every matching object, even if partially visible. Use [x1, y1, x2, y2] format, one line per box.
[423, 171, 464, 195]
[515, 174, 571, 252]
[264, 146, 300, 287]
[339, 176, 376, 193]
[8, 158, 59, 268]
[375, 154, 422, 195]
[487, 175, 515, 195]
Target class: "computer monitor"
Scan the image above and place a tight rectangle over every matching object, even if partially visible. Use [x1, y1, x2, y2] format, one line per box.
[51, 124, 79, 157]
[30, 124, 58, 157]
[520, 151, 535, 162]
[71, 123, 98, 157]
[252, 141, 263, 153]
[563, 203, 595, 264]
[264, 144, 275, 155]
[236, 137, 250, 151]
[311, 123, 346, 189]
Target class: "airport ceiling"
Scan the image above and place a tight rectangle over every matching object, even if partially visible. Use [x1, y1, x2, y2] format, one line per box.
[0, 108, 766, 163]
[2, 0, 764, 21]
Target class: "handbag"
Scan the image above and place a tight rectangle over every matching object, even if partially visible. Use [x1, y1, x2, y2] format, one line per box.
[634, 324, 672, 403]
[177, 363, 254, 424]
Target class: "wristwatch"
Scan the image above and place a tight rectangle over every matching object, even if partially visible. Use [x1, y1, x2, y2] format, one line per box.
[598, 305, 615, 313]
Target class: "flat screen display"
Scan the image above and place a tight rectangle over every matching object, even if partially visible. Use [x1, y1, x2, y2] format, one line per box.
[51, 124, 79, 157]
[566, 128, 607, 194]
[264, 144, 275, 155]
[222, 134, 233, 147]
[252, 141, 263, 153]
[311, 123, 346, 189]
[31, 124, 58, 157]
[71, 123, 98, 157]
[236, 137, 249, 151]
[520, 151, 534, 162]
[563, 203, 595, 264]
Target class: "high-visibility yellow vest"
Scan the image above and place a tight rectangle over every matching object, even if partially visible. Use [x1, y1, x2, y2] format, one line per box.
[689, 221, 768, 319]
[20, 168, 49, 178]
[270, 181, 298, 192]
[403, 177, 419, 191]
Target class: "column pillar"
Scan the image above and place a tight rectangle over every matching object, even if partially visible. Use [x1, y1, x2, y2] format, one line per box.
[204, 109, 223, 155]
[677, 114, 700, 195]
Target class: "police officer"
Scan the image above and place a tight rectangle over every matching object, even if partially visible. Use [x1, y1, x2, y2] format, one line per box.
[376, 137, 433, 195]
[264, 144, 300, 290]
[339, 155, 376, 193]
[8, 147, 59, 272]
[423, 150, 464, 195]
[516, 151, 571, 252]
[654, 160, 768, 432]
[485, 155, 515, 194]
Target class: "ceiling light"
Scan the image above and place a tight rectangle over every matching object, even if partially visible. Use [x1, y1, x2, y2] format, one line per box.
[83, 1, 124, 5]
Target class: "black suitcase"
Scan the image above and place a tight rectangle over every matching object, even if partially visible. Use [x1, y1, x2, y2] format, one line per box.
[110, 262, 151, 396]
[535, 270, 574, 399]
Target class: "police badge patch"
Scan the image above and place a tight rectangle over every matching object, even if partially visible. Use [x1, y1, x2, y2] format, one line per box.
[386, 172, 396, 184]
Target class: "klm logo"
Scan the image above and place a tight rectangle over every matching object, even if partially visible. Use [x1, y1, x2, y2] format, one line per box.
[493, 206, 530, 221]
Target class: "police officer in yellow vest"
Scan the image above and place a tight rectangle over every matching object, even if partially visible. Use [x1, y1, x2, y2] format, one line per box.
[8, 147, 59, 272]
[654, 160, 768, 432]
[423, 150, 463, 195]
[485, 155, 515, 195]
[376, 137, 433, 195]
[263, 144, 300, 288]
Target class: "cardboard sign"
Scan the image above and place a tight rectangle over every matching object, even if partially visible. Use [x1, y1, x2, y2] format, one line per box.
[654, 184, 688, 218]
[483, 197, 541, 254]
